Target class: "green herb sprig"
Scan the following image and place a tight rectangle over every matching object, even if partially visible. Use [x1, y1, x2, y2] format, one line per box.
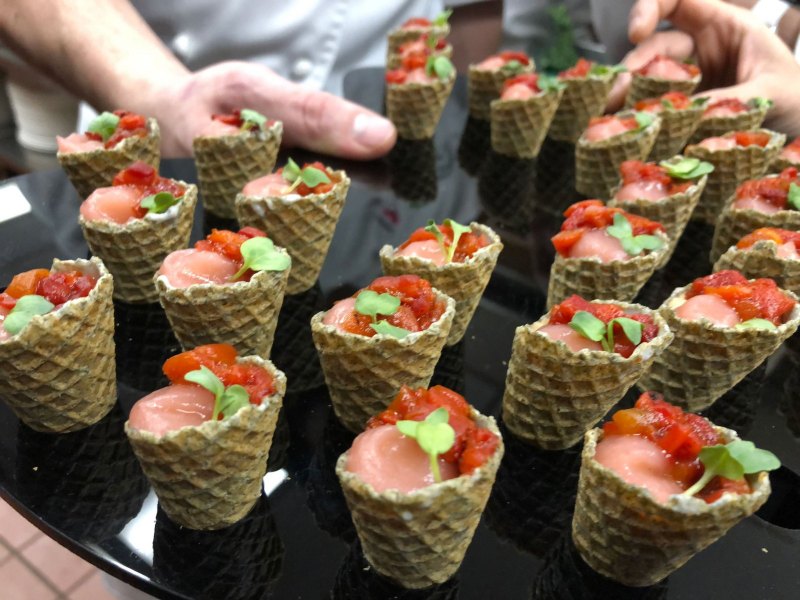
[424, 219, 471, 264]
[568, 310, 643, 353]
[229, 237, 290, 281]
[184, 366, 250, 421]
[538, 74, 566, 93]
[396, 408, 456, 483]
[682, 440, 780, 498]
[87, 112, 120, 142]
[633, 111, 656, 130]
[353, 290, 410, 339]
[140, 191, 181, 215]
[606, 213, 664, 256]
[588, 64, 626, 77]
[239, 108, 268, 132]
[500, 59, 526, 77]
[425, 55, 454, 80]
[748, 97, 773, 111]
[659, 157, 715, 180]
[432, 8, 452, 26]
[280, 157, 331, 194]
[2, 295, 54, 336]
[788, 183, 800, 211]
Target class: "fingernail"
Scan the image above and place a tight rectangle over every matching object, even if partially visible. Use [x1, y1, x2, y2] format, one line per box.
[352, 113, 395, 148]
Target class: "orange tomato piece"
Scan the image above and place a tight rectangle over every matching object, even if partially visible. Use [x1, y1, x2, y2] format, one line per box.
[6, 269, 51, 298]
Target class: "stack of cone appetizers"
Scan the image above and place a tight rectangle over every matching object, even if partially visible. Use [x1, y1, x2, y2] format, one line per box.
[467, 51, 535, 121]
[236, 159, 351, 295]
[714, 228, 800, 296]
[0, 257, 116, 432]
[632, 92, 706, 161]
[624, 55, 701, 108]
[78, 162, 197, 304]
[379, 219, 503, 345]
[125, 344, 286, 530]
[688, 97, 771, 144]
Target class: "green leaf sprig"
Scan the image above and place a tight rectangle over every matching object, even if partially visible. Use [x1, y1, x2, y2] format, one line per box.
[353, 289, 410, 339]
[87, 112, 120, 142]
[396, 408, 456, 483]
[568, 310, 643, 353]
[736, 318, 777, 331]
[606, 213, 664, 256]
[229, 237, 291, 281]
[788, 182, 800, 211]
[140, 191, 181, 214]
[691, 96, 710, 108]
[184, 365, 250, 421]
[424, 219, 471, 264]
[280, 157, 331, 194]
[682, 440, 780, 498]
[432, 8, 452, 26]
[748, 97, 773, 111]
[588, 64, 626, 77]
[2, 295, 54, 336]
[633, 111, 655, 130]
[538, 74, 566, 93]
[239, 108, 268, 132]
[500, 59, 526, 77]
[659, 157, 715, 180]
[425, 55, 454, 80]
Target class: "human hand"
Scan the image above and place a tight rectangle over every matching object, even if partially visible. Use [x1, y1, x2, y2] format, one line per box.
[143, 61, 397, 159]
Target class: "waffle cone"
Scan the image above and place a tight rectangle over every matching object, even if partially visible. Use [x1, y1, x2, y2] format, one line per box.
[379, 223, 502, 345]
[490, 88, 565, 159]
[235, 171, 350, 294]
[548, 73, 618, 143]
[335, 410, 503, 589]
[57, 118, 161, 199]
[625, 73, 700, 108]
[0, 257, 116, 432]
[685, 129, 785, 224]
[637, 284, 800, 411]
[386, 76, 455, 140]
[155, 249, 290, 359]
[572, 427, 770, 587]
[192, 121, 283, 218]
[79, 183, 197, 303]
[546, 230, 669, 308]
[125, 356, 286, 530]
[501, 302, 673, 449]
[770, 155, 800, 172]
[609, 171, 707, 267]
[311, 291, 456, 432]
[647, 105, 705, 161]
[575, 112, 662, 199]
[467, 61, 536, 121]
[688, 104, 769, 145]
[387, 24, 451, 57]
[387, 45, 453, 69]
[714, 241, 800, 296]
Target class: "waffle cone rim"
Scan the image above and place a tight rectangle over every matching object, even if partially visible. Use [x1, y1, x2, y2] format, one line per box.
[56, 118, 160, 162]
[576, 111, 663, 149]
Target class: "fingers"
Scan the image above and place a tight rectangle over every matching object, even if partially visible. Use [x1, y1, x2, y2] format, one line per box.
[628, 0, 678, 44]
[628, 0, 721, 44]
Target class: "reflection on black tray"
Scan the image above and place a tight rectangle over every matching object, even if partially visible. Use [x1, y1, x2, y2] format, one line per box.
[428, 341, 466, 395]
[457, 117, 491, 176]
[478, 150, 537, 231]
[698, 361, 764, 436]
[388, 138, 438, 205]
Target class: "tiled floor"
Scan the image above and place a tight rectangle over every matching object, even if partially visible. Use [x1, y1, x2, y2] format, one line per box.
[0, 498, 116, 600]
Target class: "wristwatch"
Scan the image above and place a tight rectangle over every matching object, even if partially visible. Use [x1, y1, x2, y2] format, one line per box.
[752, 0, 791, 32]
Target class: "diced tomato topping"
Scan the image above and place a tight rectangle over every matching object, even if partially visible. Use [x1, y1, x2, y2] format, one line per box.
[687, 270, 795, 324]
[635, 55, 700, 78]
[397, 222, 489, 262]
[559, 57, 593, 79]
[34, 271, 96, 306]
[401, 52, 427, 71]
[5, 269, 51, 299]
[697, 476, 751, 503]
[735, 167, 798, 211]
[402, 17, 432, 28]
[619, 160, 692, 195]
[295, 161, 339, 196]
[635, 91, 692, 112]
[737, 227, 800, 250]
[501, 73, 540, 94]
[193, 227, 267, 281]
[0, 292, 16, 311]
[733, 131, 771, 147]
[211, 109, 276, 132]
[703, 98, 748, 117]
[219, 363, 276, 404]
[111, 161, 186, 212]
[99, 110, 149, 149]
[499, 51, 531, 66]
[386, 69, 408, 84]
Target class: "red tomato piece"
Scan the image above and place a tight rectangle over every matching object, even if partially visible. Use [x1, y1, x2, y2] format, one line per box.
[385, 70, 408, 84]
[502, 73, 540, 93]
[35, 271, 96, 306]
[697, 476, 751, 503]
[5, 269, 51, 298]
[0, 292, 17, 310]
[499, 51, 531, 66]
[295, 162, 338, 196]
[219, 363, 275, 404]
[162, 343, 239, 384]
[559, 57, 592, 79]
[734, 131, 771, 147]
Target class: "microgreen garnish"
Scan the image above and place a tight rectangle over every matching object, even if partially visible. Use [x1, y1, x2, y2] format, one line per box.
[500, 59, 526, 76]
[2, 295, 54, 336]
[184, 365, 250, 421]
[692, 96, 710, 107]
[229, 237, 290, 281]
[661, 99, 674, 110]
[87, 112, 120, 142]
[354, 289, 409, 340]
[682, 440, 780, 498]
[659, 157, 715, 180]
[588, 64, 626, 77]
[425, 55, 454, 80]
[736, 318, 777, 331]
[606, 213, 664, 256]
[280, 157, 331, 194]
[748, 97, 773, 111]
[432, 8, 452, 26]
[568, 311, 643, 353]
[538, 74, 566, 93]
[396, 408, 456, 483]
[140, 191, 180, 214]
[633, 111, 655, 130]
[423, 219, 472, 264]
[788, 183, 800, 211]
[239, 108, 268, 132]
[371, 320, 412, 339]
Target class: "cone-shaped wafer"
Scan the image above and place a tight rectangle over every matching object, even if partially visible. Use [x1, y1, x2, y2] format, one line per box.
[714, 240, 800, 296]
[335, 409, 503, 589]
[193, 121, 283, 218]
[235, 170, 350, 294]
[647, 103, 705, 161]
[688, 101, 770, 145]
[490, 87, 565, 159]
[387, 22, 451, 58]
[386, 75, 455, 140]
[388, 43, 453, 70]
[80, 183, 198, 304]
[467, 60, 535, 121]
[625, 71, 700, 108]
[771, 155, 800, 172]
[575, 112, 662, 199]
[155, 249, 290, 359]
[502, 302, 673, 449]
[685, 129, 785, 225]
[311, 291, 456, 432]
[0, 257, 116, 433]
[637, 283, 800, 411]
[572, 427, 771, 587]
[58, 118, 160, 199]
[125, 356, 286, 530]
[379, 223, 502, 345]
[546, 230, 670, 308]
[548, 71, 618, 143]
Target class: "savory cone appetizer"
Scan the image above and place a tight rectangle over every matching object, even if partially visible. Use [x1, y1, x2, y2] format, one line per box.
[311, 275, 455, 432]
[502, 295, 673, 449]
[379, 219, 503, 345]
[609, 157, 712, 265]
[386, 10, 452, 59]
[192, 109, 283, 218]
[714, 228, 800, 296]
[79, 161, 197, 303]
[548, 59, 623, 143]
[772, 135, 800, 171]
[155, 227, 290, 359]
[336, 385, 503, 589]
[0, 257, 116, 432]
[637, 270, 800, 411]
[388, 32, 452, 70]
[685, 129, 785, 224]
[572, 392, 777, 587]
[57, 109, 160, 199]
[547, 200, 669, 308]
[689, 97, 771, 144]
[490, 73, 565, 159]
[574, 111, 661, 199]
[467, 51, 535, 120]
[386, 54, 456, 140]
[633, 92, 707, 161]
[625, 55, 701, 108]
[125, 344, 286, 530]
[235, 158, 350, 294]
